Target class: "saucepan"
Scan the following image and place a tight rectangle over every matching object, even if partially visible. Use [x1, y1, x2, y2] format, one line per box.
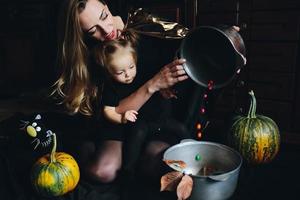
[178, 25, 247, 89]
[163, 140, 242, 200]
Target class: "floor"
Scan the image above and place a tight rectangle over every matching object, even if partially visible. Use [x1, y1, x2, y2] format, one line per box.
[125, 143, 300, 200]
[54, 142, 299, 200]
[231, 143, 300, 200]
[0, 112, 300, 200]
[119, 142, 299, 200]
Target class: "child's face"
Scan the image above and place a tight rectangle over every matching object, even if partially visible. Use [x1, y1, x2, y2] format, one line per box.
[109, 49, 137, 84]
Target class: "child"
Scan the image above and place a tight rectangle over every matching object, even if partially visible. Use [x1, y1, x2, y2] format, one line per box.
[93, 29, 190, 188]
[94, 30, 140, 125]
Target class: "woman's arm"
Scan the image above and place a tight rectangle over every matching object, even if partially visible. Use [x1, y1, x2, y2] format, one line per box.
[116, 58, 188, 114]
[104, 106, 138, 124]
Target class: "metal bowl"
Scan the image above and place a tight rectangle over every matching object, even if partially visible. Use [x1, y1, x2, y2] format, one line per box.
[163, 140, 242, 200]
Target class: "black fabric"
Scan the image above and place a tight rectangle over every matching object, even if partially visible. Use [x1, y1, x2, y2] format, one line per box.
[122, 118, 190, 172]
[100, 34, 183, 141]
[122, 120, 149, 172]
[136, 35, 181, 79]
[0, 24, 207, 200]
[102, 34, 180, 121]
[136, 34, 210, 135]
[0, 112, 175, 200]
[102, 77, 171, 123]
[0, 151, 27, 200]
[0, 112, 122, 200]
[100, 119, 125, 141]
[100, 33, 209, 139]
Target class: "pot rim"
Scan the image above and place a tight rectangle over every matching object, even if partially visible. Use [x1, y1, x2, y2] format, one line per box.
[163, 140, 243, 179]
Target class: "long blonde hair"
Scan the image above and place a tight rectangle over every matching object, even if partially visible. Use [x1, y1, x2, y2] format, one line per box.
[53, 0, 106, 116]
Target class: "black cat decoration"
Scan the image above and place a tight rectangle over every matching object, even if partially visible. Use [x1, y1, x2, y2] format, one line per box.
[20, 114, 54, 150]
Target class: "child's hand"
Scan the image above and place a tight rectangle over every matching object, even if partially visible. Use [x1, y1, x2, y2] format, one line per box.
[122, 110, 138, 123]
[160, 88, 178, 99]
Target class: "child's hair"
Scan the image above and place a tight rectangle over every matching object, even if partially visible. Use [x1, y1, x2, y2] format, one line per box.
[93, 29, 139, 71]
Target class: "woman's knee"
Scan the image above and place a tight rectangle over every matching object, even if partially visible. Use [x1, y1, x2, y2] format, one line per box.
[139, 141, 170, 180]
[87, 162, 120, 183]
[85, 140, 122, 183]
[144, 141, 170, 157]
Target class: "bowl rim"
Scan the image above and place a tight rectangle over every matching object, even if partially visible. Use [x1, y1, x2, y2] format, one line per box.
[163, 140, 243, 179]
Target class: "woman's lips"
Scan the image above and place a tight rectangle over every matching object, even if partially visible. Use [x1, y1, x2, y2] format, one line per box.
[104, 30, 116, 40]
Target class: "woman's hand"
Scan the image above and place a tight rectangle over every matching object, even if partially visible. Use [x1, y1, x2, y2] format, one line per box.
[148, 58, 188, 93]
[116, 59, 188, 114]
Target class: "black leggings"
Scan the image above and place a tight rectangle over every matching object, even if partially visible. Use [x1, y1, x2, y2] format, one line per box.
[122, 118, 190, 175]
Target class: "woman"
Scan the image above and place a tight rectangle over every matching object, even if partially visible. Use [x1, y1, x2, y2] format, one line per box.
[53, 0, 189, 184]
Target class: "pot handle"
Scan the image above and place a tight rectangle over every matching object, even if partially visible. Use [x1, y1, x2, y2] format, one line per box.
[208, 173, 231, 181]
[236, 50, 247, 67]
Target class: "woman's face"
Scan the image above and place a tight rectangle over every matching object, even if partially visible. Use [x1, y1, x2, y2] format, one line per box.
[79, 0, 118, 41]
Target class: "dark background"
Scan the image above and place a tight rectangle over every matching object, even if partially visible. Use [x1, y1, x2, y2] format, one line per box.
[0, 0, 300, 199]
[1, 0, 300, 143]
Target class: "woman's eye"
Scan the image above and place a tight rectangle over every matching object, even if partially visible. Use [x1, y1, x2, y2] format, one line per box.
[88, 29, 96, 36]
[130, 65, 135, 69]
[101, 12, 108, 20]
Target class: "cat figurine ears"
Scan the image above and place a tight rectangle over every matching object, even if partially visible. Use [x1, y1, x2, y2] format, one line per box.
[20, 114, 54, 150]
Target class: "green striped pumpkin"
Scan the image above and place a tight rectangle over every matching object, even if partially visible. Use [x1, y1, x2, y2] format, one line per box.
[228, 90, 280, 164]
[31, 134, 80, 197]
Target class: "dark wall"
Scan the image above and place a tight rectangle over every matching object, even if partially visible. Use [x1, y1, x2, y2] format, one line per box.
[0, 0, 124, 97]
[0, 0, 61, 97]
[2, 0, 300, 143]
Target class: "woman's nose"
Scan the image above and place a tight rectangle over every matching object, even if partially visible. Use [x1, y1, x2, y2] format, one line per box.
[97, 23, 111, 35]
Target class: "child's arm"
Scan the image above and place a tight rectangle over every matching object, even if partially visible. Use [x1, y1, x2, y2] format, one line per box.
[103, 106, 138, 124]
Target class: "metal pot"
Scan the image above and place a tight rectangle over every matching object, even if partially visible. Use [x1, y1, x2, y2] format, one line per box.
[178, 26, 247, 89]
[163, 140, 242, 200]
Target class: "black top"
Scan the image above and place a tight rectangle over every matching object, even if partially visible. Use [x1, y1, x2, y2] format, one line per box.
[102, 34, 182, 122]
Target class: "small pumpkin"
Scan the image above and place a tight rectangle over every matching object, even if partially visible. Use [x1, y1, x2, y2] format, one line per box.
[31, 133, 80, 197]
[228, 90, 280, 164]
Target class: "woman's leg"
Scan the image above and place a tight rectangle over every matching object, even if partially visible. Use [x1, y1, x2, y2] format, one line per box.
[139, 140, 170, 184]
[81, 140, 123, 183]
[162, 118, 191, 140]
[121, 120, 149, 199]
[123, 120, 148, 173]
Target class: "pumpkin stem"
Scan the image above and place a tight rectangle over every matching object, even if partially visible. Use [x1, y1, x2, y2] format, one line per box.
[50, 133, 57, 163]
[247, 93, 253, 118]
[247, 90, 257, 118]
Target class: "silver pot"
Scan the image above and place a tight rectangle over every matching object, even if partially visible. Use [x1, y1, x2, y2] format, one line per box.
[163, 140, 242, 200]
[179, 26, 247, 89]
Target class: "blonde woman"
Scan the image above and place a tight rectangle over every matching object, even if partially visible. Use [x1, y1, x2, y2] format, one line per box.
[54, 0, 188, 185]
